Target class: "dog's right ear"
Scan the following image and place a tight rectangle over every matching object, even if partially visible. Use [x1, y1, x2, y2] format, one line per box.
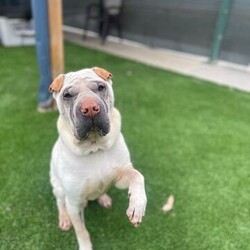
[49, 75, 64, 93]
[92, 67, 112, 81]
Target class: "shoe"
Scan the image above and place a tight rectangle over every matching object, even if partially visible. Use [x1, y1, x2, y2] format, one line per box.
[37, 99, 57, 113]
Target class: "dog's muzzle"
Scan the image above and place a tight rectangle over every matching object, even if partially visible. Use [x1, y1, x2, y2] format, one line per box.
[73, 97, 110, 141]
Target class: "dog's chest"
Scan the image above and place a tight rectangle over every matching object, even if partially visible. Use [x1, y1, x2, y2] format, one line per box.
[58, 149, 117, 200]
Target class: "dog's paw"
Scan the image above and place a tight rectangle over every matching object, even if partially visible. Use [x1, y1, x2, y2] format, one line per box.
[79, 243, 93, 250]
[98, 193, 112, 209]
[59, 210, 72, 231]
[126, 193, 147, 227]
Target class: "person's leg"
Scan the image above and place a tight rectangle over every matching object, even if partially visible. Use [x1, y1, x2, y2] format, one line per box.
[31, 0, 55, 112]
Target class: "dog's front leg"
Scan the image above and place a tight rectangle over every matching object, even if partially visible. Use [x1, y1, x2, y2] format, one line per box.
[115, 167, 147, 227]
[66, 199, 92, 250]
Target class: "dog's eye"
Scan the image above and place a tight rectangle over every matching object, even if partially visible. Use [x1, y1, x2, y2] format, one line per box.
[97, 84, 106, 92]
[63, 89, 74, 99]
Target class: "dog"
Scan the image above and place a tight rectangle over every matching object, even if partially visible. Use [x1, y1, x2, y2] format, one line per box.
[49, 67, 147, 250]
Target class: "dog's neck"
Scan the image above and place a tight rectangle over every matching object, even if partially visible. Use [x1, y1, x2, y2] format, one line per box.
[57, 108, 121, 156]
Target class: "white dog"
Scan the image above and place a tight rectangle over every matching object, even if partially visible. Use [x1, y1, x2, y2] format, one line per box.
[49, 67, 147, 250]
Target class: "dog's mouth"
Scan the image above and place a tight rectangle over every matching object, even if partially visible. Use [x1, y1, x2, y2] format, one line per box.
[76, 126, 108, 141]
[74, 116, 110, 141]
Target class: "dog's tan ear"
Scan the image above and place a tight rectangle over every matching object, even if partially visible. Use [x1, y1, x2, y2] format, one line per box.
[92, 67, 112, 81]
[49, 75, 64, 93]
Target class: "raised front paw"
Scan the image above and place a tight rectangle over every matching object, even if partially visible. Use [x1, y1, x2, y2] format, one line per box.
[126, 192, 147, 227]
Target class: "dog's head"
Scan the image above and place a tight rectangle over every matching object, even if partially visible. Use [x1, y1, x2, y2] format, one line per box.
[49, 67, 114, 141]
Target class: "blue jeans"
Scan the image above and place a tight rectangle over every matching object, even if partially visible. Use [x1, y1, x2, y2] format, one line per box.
[31, 0, 52, 105]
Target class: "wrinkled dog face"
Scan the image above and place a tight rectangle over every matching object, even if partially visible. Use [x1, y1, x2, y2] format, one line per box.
[51, 68, 114, 141]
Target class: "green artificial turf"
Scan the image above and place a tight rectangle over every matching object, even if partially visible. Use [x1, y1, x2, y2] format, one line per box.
[1, 42, 250, 250]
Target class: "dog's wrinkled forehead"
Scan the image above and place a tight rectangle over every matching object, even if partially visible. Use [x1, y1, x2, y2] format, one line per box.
[64, 68, 111, 88]
[49, 67, 112, 94]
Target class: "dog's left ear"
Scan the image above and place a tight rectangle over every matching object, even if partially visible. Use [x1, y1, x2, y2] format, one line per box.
[49, 75, 64, 93]
[92, 67, 112, 81]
